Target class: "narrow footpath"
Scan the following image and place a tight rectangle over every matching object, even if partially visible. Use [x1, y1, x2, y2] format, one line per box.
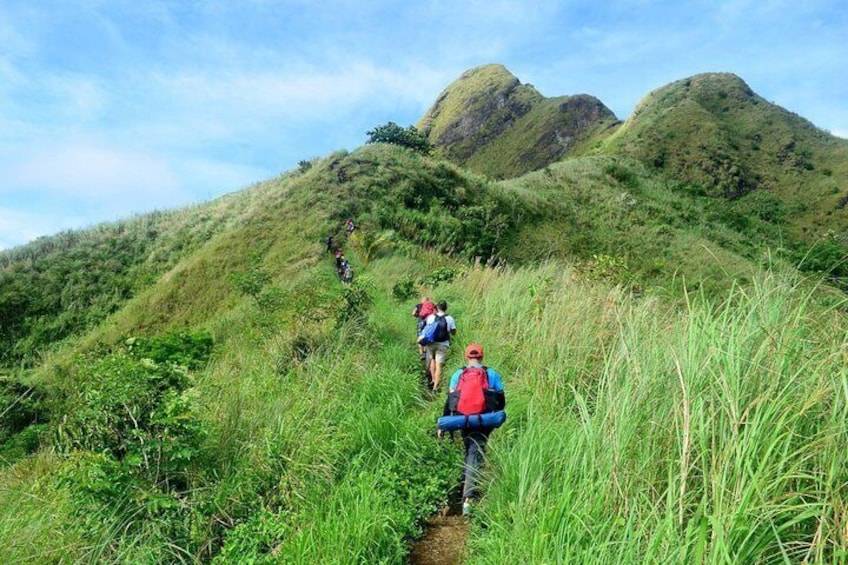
[330, 241, 470, 564]
[408, 503, 468, 565]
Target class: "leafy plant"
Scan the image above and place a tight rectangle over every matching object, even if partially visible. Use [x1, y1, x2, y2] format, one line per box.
[419, 266, 459, 287]
[125, 329, 213, 370]
[0, 378, 47, 462]
[392, 276, 417, 301]
[366, 122, 433, 154]
[336, 277, 374, 323]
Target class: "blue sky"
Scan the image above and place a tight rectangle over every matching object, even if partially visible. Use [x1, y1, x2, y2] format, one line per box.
[1, 0, 846, 250]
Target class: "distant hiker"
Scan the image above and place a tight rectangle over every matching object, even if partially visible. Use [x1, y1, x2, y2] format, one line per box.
[335, 250, 345, 279]
[412, 296, 436, 336]
[345, 218, 356, 236]
[441, 343, 505, 516]
[413, 296, 437, 381]
[417, 300, 456, 391]
[326, 234, 334, 253]
[342, 260, 354, 284]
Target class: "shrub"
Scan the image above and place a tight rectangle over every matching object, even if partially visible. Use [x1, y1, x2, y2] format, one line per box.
[392, 277, 417, 301]
[125, 329, 213, 370]
[366, 122, 433, 155]
[54, 352, 207, 491]
[0, 378, 47, 462]
[419, 267, 459, 287]
[337, 277, 374, 323]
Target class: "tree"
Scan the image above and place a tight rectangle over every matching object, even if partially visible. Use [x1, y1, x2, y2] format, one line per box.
[366, 121, 433, 154]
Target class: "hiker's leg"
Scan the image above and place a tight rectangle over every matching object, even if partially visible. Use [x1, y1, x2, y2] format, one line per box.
[423, 348, 434, 389]
[429, 356, 438, 388]
[432, 344, 447, 390]
[462, 431, 489, 500]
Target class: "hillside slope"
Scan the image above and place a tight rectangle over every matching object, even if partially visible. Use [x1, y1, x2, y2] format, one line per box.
[2, 144, 796, 369]
[605, 72, 848, 245]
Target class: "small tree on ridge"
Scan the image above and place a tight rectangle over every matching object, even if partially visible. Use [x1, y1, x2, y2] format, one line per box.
[366, 121, 433, 154]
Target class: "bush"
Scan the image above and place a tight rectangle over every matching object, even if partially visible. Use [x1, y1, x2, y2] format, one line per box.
[419, 267, 459, 287]
[0, 378, 47, 462]
[337, 277, 374, 323]
[54, 351, 207, 491]
[125, 329, 213, 370]
[366, 122, 433, 155]
[392, 277, 417, 301]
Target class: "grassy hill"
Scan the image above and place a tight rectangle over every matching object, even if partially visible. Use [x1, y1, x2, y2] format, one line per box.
[604, 72, 848, 245]
[417, 64, 620, 179]
[422, 66, 848, 286]
[0, 66, 847, 563]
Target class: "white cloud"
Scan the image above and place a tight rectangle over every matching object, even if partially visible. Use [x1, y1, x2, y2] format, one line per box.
[0, 208, 86, 251]
[44, 74, 107, 120]
[152, 60, 446, 123]
[832, 129, 848, 139]
[5, 144, 184, 202]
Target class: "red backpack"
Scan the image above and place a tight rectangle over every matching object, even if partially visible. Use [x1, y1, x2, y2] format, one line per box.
[454, 366, 490, 415]
[419, 301, 435, 319]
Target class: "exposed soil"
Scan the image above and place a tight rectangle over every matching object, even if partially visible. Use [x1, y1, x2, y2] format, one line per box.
[408, 503, 468, 565]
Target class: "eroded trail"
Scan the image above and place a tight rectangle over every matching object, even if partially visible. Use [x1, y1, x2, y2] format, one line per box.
[408, 504, 468, 565]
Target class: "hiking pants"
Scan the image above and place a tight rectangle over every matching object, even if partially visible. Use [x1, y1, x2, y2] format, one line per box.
[462, 430, 490, 500]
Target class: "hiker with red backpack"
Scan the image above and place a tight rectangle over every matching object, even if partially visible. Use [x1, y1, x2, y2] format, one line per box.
[412, 296, 436, 336]
[413, 296, 437, 379]
[438, 343, 505, 516]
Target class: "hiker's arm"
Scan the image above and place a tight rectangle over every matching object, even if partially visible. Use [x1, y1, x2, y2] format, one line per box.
[492, 390, 505, 410]
[489, 369, 506, 410]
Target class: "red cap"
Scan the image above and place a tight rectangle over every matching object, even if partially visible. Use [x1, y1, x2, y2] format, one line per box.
[465, 343, 484, 359]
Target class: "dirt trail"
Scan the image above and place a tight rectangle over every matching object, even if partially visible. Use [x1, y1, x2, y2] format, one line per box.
[408, 503, 468, 565]
[408, 312, 468, 563]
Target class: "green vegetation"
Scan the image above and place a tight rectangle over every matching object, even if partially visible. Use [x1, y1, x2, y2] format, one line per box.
[463, 265, 848, 563]
[366, 121, 433, 154]
[0, 66, 847, 563]
[605, 73, 848, 253]
[417, 64, 619, 179]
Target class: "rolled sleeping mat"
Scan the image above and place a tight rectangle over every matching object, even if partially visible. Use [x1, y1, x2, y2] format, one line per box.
[438, 410, 506, 432]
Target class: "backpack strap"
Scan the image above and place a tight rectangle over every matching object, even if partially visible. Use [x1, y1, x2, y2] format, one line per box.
[460, 414, 486, 430]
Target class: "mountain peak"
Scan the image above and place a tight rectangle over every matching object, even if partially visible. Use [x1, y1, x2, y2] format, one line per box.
[630, 72, 756, 119]
[418, 64, 617, 179]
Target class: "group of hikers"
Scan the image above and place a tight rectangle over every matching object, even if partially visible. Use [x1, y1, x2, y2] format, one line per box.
[324, 224, 506, 517]
[413, 295, 506, 517]
[413, 296, 456, 392]
[326, 218, 356, 284]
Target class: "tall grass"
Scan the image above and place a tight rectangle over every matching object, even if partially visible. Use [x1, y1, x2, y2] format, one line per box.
[454, 265, 848, 563]
[200, 262, 458, 563]
[2, 241, 846, 563]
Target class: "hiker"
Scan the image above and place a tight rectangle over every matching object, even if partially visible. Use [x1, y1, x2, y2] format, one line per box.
[441, 343, 505, 516]
[413, 296, 436, 377]
[326, 233, 334, 253]
[342, 260, 354, 284]
[412, 296, 436, 336]
[417, 300, 456, 391]
[335, 250, 345, 279]
[345, 218, 355, 236]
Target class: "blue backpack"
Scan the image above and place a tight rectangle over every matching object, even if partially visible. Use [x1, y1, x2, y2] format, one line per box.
[419, 315, 449, 345]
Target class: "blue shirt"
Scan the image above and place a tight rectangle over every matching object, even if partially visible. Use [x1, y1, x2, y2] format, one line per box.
[449, 362, 504, 391]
